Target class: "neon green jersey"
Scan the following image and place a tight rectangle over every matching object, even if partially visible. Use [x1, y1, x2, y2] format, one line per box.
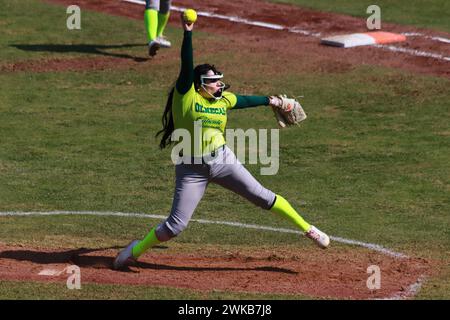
[173, 85, 237, 156]
[170, 31, 269, 157]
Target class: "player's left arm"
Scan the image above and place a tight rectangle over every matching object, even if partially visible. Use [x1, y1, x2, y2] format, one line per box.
[227, 94, 271, 110]
[234, 95, 270, 109]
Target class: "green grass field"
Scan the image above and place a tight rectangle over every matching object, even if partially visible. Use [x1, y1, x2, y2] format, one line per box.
[272, 0, 450, 32]
[1, 0, 449, 299]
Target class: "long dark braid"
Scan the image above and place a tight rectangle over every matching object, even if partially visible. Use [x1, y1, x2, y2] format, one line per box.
[155, 87, 175, 149]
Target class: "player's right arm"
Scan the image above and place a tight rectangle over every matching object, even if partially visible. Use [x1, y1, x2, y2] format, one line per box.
[175, 22, 194, 95]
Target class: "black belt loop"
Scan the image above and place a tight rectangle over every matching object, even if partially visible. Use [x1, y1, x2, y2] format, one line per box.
[212, 144, 225, 158]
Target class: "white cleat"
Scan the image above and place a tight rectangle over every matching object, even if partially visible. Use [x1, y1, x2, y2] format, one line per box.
[305, 226, 330, 249]
[113, 240, 139, 270]
[156, 36, 171, 48]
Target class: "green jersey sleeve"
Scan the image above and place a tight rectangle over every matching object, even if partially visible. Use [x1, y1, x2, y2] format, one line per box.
[176, 31, 194, 95]
[232, 95, 270, 109]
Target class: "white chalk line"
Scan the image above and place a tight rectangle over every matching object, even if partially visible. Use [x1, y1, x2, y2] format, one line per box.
[125, 0, 320, 37]
[123, 0, 449, 62]
[374, 44, 450, 62]
[375, 275, 427, 300]
[1, 210, 425, 299]
[0, 210, 406, 258]
[402, 32, 450, 44]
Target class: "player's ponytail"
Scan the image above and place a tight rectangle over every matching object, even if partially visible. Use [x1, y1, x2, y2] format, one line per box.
[156, 87, 175, 149]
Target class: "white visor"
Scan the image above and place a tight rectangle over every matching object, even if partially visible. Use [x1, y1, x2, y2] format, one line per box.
[200, 73, 224, 85]
[199, 73, 227, 100]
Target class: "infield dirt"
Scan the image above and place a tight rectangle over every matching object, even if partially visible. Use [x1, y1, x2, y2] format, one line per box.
[0, 243, 433, 299]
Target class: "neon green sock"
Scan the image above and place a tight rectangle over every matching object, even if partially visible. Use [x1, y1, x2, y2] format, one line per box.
[132, 226, 161, 258]
[144, 9, 158, 42]
[270, 195, 311, 232]
[157, 12, 170, 37]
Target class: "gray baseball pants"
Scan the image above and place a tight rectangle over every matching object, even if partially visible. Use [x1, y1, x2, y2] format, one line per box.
[145, 0, 171, 14]
[155, 145, 276, 241]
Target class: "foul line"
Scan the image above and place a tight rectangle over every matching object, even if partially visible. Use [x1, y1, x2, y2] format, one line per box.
[124, 0, 320, 37]
[378, 275, 427, 300]
[402, 32, 450, 44]
[123, 0, 449, 62]
[375, 44, 450, 62]
[0, 210, 407, 258]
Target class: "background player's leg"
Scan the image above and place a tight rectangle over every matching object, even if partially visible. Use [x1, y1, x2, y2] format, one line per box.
[157, 0, 171, 39]
[132, 163, 209, 259]
[144, 0, 159, 42]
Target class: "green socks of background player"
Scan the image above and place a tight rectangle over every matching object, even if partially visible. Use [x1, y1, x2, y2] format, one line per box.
[271, 195, 311, 232]
[144, 9, 158, 41]
[132, 226, 160, 258]
[157, 12, 170, 38]
[144, 9, 170, 42]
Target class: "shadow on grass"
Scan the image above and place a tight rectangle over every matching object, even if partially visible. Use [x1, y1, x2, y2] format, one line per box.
[0, 248, 297, 275]
[0, 247, 121, 269]
[11, 43, 148, 62]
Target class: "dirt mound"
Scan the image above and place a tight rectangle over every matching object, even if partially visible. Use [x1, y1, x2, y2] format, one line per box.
[0, 244, 431, 299]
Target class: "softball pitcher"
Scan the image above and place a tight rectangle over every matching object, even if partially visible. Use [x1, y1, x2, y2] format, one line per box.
[113, 15, 330, 270]
[145, 0, 172, 56]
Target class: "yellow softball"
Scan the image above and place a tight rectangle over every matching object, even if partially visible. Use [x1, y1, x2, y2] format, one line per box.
[183, 9, 197, 24]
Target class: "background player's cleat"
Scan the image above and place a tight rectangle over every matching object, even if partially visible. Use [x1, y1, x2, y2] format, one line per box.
[305, 226, 330, 249]
[156, 36, 172, 48]
[113, 240, 139, 270]
[148, 39, 161, 57]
